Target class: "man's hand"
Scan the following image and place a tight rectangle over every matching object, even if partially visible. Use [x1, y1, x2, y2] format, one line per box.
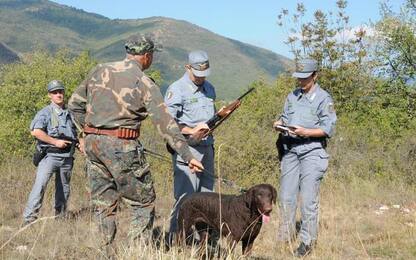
[273, 119, 283, 130]
[53, 139, 72, 149]
[273, 120, 297, 136]
[190, 123, 210, 142]
[292, 125, 308, 137]
[188, 158, 204, 173]
[76, 138, 86, 155]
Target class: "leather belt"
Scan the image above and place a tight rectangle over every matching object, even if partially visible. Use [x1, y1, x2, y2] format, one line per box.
[288, 136, 324, 144]
[84, 125, 139, 139]
[284, 136, 327, 149]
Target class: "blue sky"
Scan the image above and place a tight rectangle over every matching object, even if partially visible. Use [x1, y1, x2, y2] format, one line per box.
[52, 0, 404, 58]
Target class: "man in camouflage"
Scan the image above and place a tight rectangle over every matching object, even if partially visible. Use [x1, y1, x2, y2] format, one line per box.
[68, 35, 203, 250]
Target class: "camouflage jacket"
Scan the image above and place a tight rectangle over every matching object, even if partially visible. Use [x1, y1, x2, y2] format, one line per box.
[68, 58, 194, 162]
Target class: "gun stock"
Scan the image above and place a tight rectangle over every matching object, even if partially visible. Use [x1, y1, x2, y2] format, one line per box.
[205, 87, 255, 134]
[169, 87, 255, 149]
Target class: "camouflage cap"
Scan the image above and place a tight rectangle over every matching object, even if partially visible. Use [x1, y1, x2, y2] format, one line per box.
[125, 34, 162, 55]
[47, 80, 65, 92]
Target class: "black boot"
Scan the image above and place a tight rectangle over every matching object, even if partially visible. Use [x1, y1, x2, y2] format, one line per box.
[22, 218, 35, 227]
[294, 242, 312, 257]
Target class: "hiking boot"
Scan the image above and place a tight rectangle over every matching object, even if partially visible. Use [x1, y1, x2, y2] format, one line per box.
[22, 218, 36, 227]
[294, 242, 312, 257]
[55, 208, 67, 218]
[22, 220, 32, 227]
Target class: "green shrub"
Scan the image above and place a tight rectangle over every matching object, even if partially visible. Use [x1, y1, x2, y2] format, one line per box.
[0, 50, 96, 159]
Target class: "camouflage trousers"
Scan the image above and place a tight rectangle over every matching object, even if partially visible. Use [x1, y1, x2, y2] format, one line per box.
[85, 134, 156, 246]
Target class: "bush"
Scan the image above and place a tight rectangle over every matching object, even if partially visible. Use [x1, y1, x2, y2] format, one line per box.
[0, 50, 96, 159]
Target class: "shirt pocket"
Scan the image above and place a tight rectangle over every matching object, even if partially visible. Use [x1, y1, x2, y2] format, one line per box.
[284, 110, 295, 125]
[203, 98, 215, 115]
[184, 96, 200, 105]
[301, 108, 319, 128]
[48, 126, 59, 136]
[183, 97, 204, 112]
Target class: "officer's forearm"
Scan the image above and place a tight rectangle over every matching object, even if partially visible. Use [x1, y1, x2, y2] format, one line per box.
[31, 129, 58, 146]
[304, 128, 326, 138]
[179, 125, 194, 135]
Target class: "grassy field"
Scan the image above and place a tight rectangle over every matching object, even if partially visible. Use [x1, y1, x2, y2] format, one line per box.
[0, 155, 415, 260]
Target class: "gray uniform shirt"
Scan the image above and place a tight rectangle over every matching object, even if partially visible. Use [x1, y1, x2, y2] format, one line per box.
[30, 103, 77, 157]
[164, 73, 216, 146]
[279, 83, 337, 151]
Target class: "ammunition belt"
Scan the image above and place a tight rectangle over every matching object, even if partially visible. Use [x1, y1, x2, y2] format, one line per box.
[84, 125, 140, 139]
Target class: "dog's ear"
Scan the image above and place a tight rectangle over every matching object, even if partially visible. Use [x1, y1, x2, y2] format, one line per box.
[244, 187, 255, 207]
[271, 185, 277, 205]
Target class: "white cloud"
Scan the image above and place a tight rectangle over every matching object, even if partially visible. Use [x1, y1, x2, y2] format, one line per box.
[288, 25, 376, 43]
[334, 25, 375, 42]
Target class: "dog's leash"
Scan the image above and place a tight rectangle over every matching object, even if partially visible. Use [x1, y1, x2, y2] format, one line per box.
[142, 148, 246, 193]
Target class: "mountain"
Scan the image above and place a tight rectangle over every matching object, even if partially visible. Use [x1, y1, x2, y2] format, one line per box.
[0, 42, 19, 64]
[0, 0, 292, 99]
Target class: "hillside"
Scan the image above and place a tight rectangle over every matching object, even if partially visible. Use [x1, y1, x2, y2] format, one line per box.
[0, 42, 19, 64]
[0, 1, 415, 258]
[0, 0, 292, 99]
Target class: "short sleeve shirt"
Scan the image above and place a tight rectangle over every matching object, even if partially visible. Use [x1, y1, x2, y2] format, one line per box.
[280, 83, 337, 138]
[164, 73, 216, 145]
[30, 103, 77, 157]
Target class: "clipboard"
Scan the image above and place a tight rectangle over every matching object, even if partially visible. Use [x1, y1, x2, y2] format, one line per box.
[274, 124, 297, 135]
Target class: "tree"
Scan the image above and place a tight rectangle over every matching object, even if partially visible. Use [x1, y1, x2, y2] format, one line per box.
[277, 1, 374, 113]
[373, 0, 416, 85]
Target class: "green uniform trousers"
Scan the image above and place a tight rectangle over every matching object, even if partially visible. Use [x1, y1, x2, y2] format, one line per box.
[85, 134, 156, 245]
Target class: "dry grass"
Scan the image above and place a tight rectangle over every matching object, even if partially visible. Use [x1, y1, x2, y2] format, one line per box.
[0, 156, 415, 259]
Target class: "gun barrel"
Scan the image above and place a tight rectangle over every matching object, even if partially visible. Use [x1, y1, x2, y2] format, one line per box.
[203, 87, 255, 135]
[237, 87, 255, 101]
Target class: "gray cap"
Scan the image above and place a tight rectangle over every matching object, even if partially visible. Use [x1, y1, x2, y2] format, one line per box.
[125, 34, 162, 55]
[292, 59, 318, 78]
[47, 80, 65, 92]
[188, 50, 211, 77]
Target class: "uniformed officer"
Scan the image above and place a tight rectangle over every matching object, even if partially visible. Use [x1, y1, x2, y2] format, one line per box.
[68, 35, 203, 252]
[273, 59, 337, 257]
[23, 80, 79, 225]
[164, 50, 216, 240]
